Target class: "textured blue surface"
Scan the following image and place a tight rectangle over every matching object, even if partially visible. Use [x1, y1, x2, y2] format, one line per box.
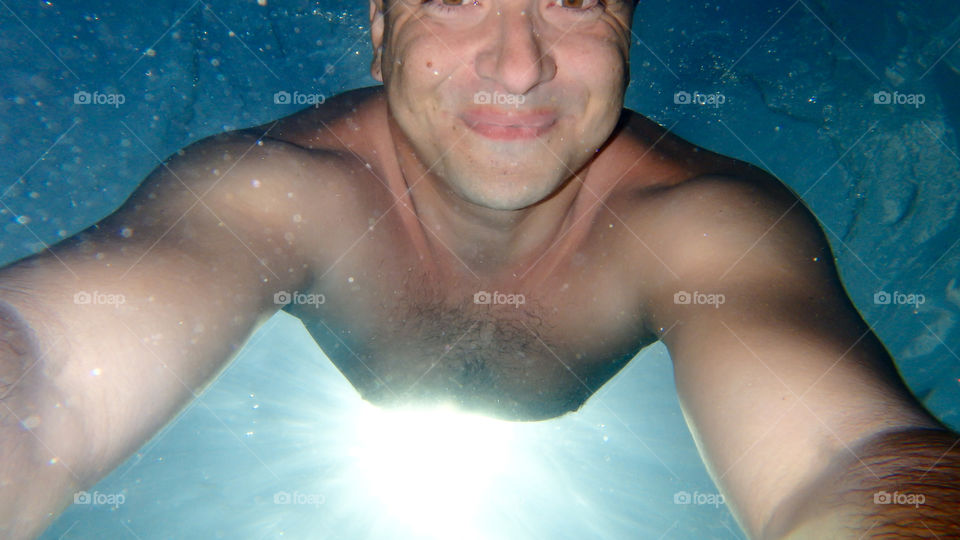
[1, 1, 958, 538]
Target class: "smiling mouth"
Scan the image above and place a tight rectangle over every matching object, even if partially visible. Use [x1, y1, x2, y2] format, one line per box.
[460, 109, 558, 141]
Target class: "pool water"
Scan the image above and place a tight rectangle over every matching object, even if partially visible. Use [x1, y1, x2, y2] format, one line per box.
[0, 1, 957, 538]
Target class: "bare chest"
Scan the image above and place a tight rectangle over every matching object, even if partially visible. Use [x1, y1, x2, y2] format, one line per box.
[294, 253, 652, 420]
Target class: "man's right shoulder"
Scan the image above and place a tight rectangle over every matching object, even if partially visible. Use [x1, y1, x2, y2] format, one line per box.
[107, 124, 380, 278]
[237, 85, 388, 155]
[157, 130, 355, 217]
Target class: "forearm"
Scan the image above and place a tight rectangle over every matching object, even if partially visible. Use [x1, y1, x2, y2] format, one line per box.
[0, 241, 282, 536]
[0, 299, 85, 539]
[768, 427, 960, 539]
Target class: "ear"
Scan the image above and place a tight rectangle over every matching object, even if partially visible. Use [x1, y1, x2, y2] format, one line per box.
[369, 0, 386, 82]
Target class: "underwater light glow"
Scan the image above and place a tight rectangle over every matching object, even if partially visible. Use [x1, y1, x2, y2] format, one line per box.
[350, 403, 516, 538]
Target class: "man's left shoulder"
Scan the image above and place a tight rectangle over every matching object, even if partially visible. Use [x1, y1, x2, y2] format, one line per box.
[606, 113, 803, 227]
[611, 168, 822, 274]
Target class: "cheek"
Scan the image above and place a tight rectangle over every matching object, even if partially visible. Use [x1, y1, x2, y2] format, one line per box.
[578, 47, 628, 111]
[581, 46, 627, 88]
[388, 41, 444, 94]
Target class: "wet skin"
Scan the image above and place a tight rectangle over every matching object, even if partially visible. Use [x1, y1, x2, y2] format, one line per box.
[251, 86, 757, 421]
[0, 1, 951, 539]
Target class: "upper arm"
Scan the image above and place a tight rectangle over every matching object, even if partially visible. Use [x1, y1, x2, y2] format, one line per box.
[638, 176, 944, 538]
[0, 132, 333, 536]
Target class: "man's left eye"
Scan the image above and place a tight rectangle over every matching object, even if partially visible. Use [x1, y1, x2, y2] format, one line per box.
[554, 0, 602, 8]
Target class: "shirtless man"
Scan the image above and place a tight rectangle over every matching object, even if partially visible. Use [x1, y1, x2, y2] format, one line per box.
[1, 0, 958, 538]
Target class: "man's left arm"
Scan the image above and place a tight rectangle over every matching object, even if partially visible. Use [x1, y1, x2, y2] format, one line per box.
[768, 427, 960, 539]
[636, 174, 960, 539]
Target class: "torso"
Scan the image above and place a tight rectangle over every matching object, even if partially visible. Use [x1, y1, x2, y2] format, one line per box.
[249, 87, 762, 420]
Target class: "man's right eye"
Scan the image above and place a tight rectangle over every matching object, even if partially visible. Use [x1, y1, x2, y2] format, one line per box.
[420, 0, 474, 5]
[420, 0, 481, 15]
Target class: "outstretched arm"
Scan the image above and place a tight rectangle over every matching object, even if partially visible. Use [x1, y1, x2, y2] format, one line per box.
[0, 132, 322, 538]
[638, 175, 957, 539]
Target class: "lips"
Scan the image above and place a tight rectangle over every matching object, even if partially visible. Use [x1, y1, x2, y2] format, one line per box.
[460, 109, 558, 140]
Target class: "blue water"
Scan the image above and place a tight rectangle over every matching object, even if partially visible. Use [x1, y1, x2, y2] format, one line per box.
[1, 0, 958, 538]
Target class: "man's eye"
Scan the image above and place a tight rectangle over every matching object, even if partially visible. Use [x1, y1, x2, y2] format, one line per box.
[422, 0, 479, 12]
[554, 0, 602, 8]
[425, 0, 477, 6]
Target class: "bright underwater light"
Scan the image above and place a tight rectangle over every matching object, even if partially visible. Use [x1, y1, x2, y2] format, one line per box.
[349, 403, 516, 538]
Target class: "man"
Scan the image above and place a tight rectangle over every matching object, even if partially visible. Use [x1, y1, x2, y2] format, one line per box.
[1, 0, 958, 538]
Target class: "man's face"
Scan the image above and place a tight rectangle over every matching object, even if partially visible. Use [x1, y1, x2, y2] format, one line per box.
[370, 0, 634, 211]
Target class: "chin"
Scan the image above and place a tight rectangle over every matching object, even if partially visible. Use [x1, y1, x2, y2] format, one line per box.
[458, 182, 561, 211]
[442, 155, 572, 211]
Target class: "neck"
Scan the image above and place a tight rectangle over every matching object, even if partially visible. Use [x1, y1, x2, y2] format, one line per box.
[389, 121, 590, 283]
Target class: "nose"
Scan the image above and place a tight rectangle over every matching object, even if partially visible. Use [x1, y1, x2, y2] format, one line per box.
[474, 9, 557, 96]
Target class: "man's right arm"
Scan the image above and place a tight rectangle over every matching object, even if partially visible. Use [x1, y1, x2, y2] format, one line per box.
[0, 132, 325, 538]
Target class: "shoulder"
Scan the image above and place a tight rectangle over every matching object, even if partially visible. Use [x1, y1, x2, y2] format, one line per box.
[607, 164, 836, 338]
[615, 165, 827, 287]
[225, 85, 394, 208]
[601, 111, 812, 240]
[239, 86, 388, 155]
[641, 173, 815, 250]
[144, 131, 360, 219]
[113, 126, 381, 274]
[591, 113, 834, 316]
